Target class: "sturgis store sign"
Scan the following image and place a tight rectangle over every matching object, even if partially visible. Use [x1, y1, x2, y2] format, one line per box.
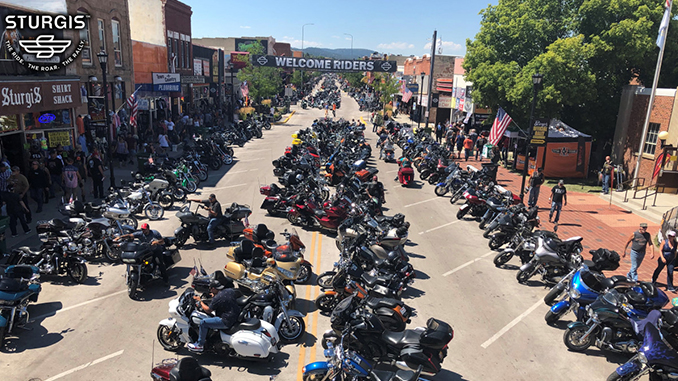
[0, 80, 81, 115]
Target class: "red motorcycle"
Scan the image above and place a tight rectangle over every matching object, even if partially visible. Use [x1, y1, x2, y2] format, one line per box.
[457, 187, 489, 220]
[286, 194, 350, 230]
[397, 160, 415, 187]
[151, 357, 211, 381]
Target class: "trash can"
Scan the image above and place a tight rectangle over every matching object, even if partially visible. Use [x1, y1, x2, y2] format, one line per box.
[481, 163, 499, 182]
[0, 216, 9, 255]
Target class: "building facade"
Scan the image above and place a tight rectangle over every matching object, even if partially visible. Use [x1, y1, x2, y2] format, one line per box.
[165, 0, 192, 117]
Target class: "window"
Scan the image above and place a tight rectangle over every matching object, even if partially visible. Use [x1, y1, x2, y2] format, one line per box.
[167, 37, 173, 68]
[79, 15, 92, 65]
[643, 123, 661, 155]
[184, 41, 189, 69]
[97, 19, 105, 53]
[112, 19, 122, 66]
[173, 39, 178, 68]
[180, 40, 184, 68]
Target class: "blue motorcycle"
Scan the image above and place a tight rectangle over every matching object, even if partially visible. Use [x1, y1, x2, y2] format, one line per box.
[543, 249, 623, 324]
[303, 332, 429, 381]
[0, 265, 41, 348]
[606, 304, 678, 381]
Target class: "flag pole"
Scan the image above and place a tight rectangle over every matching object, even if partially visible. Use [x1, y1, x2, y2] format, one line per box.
[116, 85, 142, 113]
[632, 0, 672, 187]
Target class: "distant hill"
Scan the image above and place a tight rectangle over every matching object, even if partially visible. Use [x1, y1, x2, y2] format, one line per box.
[294, 47, 378, 60]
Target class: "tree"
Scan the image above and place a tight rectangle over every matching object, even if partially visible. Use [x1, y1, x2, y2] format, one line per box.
[341, 72, 365, 88]
[372, 73, 400, 109]
[236, 41, 284, 102]
[464, 0, 676, 139]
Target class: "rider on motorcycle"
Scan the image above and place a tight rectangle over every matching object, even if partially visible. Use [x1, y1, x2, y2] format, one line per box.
[116, 223, 167, 283]
[188, 194, 222, 245]
[187, 279, 241, 352]
[395, 156, 413, 182]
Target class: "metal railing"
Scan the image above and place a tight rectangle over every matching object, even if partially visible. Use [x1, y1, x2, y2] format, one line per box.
[622, 177, 665, 210]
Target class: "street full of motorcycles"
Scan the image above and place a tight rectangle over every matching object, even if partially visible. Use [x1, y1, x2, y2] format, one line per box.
[384, 120, 678, 381]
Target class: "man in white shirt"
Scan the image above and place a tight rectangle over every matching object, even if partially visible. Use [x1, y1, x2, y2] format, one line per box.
[167, 119, 175, 143]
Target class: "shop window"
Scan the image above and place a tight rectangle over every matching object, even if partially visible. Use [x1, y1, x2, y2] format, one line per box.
[80, 14, 92, 65]
[24, 110, 72, 131]
[643, 123, 661, 155]
[97, 19, 106, 53]
[0, 115, 19, 134]
[184, 41, 189, 69]
[112, 19, 122, 67]
[167, 37, 173, 68]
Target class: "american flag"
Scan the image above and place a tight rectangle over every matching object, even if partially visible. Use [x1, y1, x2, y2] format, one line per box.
[657, 0, 673, 47]
[189, 266, 198, 277]
[488, 107, 513, 145]
[401, 81, 413, 103]
[240, 81, 249, 98]
[126, 93, 137, 129]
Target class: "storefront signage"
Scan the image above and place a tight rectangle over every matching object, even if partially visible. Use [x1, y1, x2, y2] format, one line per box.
[47, 130, 71, 147]
[250, 55, 398, 72]
[193, 59, 202, 76]
[530, 118, 549, 146]
[181, 76, 205, 84]
[1, 10, 87, 72]
[438, 95, 452, 109]
[38, 113, 56, 123]
[152, 73, 181, 92]
[0, 80, 81, 114]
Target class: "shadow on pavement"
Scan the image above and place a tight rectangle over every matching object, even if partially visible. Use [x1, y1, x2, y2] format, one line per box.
[415, 270, 430, 280]
[191, 351, 291, 376]
[402, 286, 425, 299]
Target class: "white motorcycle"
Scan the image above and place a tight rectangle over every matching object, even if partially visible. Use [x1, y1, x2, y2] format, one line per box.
[157, 288, 280, 359]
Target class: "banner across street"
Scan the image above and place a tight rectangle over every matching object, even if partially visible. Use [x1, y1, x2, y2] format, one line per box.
[250, 55, 397, 72]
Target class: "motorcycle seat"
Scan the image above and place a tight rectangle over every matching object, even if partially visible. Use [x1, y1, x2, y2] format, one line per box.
[224, 318, 261, 333]
[366, 297, 401, 310]
[381, 329, 421, 347]
[236, 295, 250, 306]
[233, 240, 255, 262]
[314, 210, 326, 217]
[361, 273, 392, 288]
[0, 278, 28, 292]
[371, 370, 417, 381]
[253, 224, 275, 242]
[168, 357, 211, 381]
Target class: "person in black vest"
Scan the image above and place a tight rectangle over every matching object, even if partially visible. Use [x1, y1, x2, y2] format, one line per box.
[548, 180, 567, 224]
[527, 168, 545, 208]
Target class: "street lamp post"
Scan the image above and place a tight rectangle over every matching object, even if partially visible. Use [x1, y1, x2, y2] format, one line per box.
[519, 73, 544, 201]
[300, 23, 313, 96]
[417, 72, 425, 129]
[97, 50, 115, 189]
[344, 33, 353, 58]
[228, 62, 235, 124]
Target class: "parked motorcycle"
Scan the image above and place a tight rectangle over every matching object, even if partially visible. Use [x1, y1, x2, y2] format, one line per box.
[0, 265, 41, 348]
[173, 202, 251, 247]
[120, 238, 181, 299]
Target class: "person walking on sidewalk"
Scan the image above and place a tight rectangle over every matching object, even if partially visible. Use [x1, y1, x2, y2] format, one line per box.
[528, 168, 545, 208]
[455, 133, 465, 158]
[475, 135, 487, 161]
[548, 180, 567, 224]
[435, 122, 443, 143]
[87, 149, 105, 199]
[62, 157, 81, 202]
[46, 150, 64, 201]
[9, 166, 30, 223]
[601, 156, 613, 194]
[651, 230, 677, 292]
[623, 222, 655, 282]
[27, 161, 48, 213]
[1, 191, 30, 237]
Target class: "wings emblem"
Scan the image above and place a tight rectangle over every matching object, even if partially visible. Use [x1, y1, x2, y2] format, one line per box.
[18, 35, 71, 59]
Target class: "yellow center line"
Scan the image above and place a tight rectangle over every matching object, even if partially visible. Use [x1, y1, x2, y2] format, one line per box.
[309, 233, 323, 364]
[296, 231, 317, 380]
[360, 116, 367, 125]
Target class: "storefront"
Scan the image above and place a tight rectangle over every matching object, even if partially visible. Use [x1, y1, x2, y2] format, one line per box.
[0, 78, 81, 170]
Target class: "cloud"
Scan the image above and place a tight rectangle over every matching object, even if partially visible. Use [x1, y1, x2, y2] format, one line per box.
[280, 36, 322, 49]
[424, 39, 462, 52]
[239, 26, 251, 29]
[331, 35, 341, 39]
[376, 42, 415, 50]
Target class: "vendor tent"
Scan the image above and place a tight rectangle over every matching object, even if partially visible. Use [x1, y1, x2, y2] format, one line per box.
[516, 119, 592, 178]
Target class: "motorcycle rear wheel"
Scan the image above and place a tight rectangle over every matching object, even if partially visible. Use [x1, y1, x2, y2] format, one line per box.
[67, 262, 88, 284]
[210, 158, 222, 171]
[287, 213, 300, 225]
[223, 155, 233, 165]
[316, 271, 336, 288]
[158, 194, 174, 209]
[171, 187, 187, 202]
[157, 324, 183, 351]
[279, 316, 305, 343]
[493, 251, 513, 267]
[563, 326, 594, 352]
[419, 170, 431, 180]
[434, 186, 448, 197]
[102, 242, 121, 262]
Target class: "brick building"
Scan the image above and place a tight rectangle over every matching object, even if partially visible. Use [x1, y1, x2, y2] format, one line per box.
[164, 0, 192, 117]
[612, 85, 678, 191]
[67, 0, 134, 138]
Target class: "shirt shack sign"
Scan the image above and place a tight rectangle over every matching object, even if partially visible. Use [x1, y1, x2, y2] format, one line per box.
[251, 55, 397, 73]
[0, 79, 82, 114]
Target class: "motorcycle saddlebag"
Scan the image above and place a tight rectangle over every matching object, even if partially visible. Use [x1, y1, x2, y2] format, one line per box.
[228, 204, 252, 220]
[420, 318, 453, 349]
[224, 262, 246, 280]
[400, 345, 442, 375]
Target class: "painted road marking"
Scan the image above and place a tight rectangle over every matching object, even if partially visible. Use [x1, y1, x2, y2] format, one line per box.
[31, 290, 127, 322]
[223, 169, 254, 175]
[442, 251, 494, 277]
[480, 300, 543, 349]
[296, 232, 317, 380]
[309, 233, 323, 364]
[419, 220, 461, 235]
[275, 110, 296, 124]
[404, 197, 441, 208]
[44, 350, 124, 381]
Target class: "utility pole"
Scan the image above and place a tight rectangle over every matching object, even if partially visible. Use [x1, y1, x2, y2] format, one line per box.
[425, 30, 437, 131]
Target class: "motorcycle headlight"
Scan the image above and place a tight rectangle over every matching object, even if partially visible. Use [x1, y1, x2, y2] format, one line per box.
[569, 288, 581, 299]
[637, 352, 648, 364]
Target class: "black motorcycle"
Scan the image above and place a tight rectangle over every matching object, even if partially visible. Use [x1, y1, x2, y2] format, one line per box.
[173, 202, 251, 247]
[121, 238, 181, 299]
[6, 240, 88, 284]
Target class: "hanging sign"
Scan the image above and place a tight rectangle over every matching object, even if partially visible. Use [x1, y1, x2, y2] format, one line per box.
[251, 55, 397, 72]
[530, 118, 549, 146]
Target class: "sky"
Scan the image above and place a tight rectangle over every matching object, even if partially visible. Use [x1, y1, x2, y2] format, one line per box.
[190, 0, 494, 57]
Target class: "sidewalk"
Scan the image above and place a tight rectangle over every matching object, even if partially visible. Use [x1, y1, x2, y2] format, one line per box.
[460, 154, 675, 296]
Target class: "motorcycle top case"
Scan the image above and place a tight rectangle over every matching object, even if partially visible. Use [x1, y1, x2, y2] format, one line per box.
[224, 262, 246, 280]
[420, 318, 453, 349]
[227, 204, 252, 220]
[400, 345, 442, 374]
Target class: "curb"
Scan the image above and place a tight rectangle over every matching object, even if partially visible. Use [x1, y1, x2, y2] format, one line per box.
[275, 110, 296, 125]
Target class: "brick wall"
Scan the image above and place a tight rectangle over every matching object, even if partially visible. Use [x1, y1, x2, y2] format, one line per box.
[621, 93, 675, 181]
[132, 41, 168, 84]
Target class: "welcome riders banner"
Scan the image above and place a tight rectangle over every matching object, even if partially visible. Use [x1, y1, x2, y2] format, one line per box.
[250, 55, 397, 73]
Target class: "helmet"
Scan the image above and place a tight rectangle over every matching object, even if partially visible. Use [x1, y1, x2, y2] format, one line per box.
[292, 138, 302, 145]
[141, 223, 150, 230]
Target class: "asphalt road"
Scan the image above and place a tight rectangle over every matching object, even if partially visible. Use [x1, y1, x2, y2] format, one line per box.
[0, 87, 629, 381]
